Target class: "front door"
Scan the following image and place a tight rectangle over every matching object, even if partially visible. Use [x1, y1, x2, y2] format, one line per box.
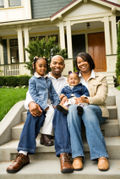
[88, 32, 106, 72]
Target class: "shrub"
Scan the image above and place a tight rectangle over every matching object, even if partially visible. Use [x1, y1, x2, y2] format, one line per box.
[0, 75, 31, 87]
[25, 36, 67, 74]
[0, 76, 5, 86]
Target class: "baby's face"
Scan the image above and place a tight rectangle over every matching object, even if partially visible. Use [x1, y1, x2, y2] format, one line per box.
[68, 73, 80, 86]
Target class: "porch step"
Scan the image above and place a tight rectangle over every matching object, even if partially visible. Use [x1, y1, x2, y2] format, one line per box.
[12, 118, 120, 140]
[105, 95, 116, 106]
[0, 159, 120, 179]
[22, 107, 118, 122]
[107, 106, 117, 119]
[1, 136, 120, 162]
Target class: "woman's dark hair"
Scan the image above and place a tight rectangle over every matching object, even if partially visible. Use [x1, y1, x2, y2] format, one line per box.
[75, 52, 95, 71]
[33, 56, 48, 72]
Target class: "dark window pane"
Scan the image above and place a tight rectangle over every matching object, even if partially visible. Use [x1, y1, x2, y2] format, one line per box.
[2, 40, 8, 65]
[10, 39, 19, 63]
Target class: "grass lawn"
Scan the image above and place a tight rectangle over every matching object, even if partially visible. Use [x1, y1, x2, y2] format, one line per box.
[0, 87, 28, 121]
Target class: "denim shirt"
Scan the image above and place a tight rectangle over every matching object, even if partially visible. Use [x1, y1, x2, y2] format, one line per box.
[29, 75, 59, 110]
[61, 83, 89, 98]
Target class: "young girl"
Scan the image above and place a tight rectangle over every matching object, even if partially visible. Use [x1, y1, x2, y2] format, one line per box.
[29, 56, 59, 112]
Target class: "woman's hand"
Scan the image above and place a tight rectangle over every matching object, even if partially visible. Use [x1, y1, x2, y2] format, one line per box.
[28, 102, 42, 117]
[75, 96, 89, 104]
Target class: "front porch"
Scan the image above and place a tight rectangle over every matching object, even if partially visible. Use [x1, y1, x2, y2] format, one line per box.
[0, 0, 119, 87]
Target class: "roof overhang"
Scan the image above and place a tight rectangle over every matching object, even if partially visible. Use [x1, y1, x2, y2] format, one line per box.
[51, 0, 120, 21]
[0, 17, 50, 27]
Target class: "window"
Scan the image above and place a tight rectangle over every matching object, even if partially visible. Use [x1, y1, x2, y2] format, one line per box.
[9, 0, 21, 7]
[10, 39, 19, 63]
[0, 0, 4, 8]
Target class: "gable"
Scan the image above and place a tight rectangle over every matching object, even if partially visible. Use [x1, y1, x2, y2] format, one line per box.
[63, 1, 111, 20]
[51, 0, 120, 21]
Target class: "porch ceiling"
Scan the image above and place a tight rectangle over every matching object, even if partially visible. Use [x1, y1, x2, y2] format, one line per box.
[0, 21, 104, 38]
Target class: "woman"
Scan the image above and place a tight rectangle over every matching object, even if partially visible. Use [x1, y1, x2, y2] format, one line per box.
[67, 52, 109, 171]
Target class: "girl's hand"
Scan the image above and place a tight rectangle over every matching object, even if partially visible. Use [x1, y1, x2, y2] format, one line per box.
[29, 102, 42, 116]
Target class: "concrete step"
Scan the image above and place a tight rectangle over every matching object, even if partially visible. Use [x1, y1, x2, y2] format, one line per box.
[105, 96, 116, 106]
[101, 119, 120, 137]
[0, 159, 120, 179]
[1, 136, 120, 162]
[12, 119, 120, 140]
[22, 105, 118, 123]
[21, 111, 27, 122]
[107, 106, 117, 119]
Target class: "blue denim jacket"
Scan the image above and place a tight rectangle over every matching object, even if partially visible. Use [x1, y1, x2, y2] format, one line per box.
[29, 76, 59, 110]
[61, 83, 89, 98]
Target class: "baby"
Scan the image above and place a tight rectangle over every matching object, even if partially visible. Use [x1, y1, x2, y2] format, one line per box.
[56, 71, 89, 115]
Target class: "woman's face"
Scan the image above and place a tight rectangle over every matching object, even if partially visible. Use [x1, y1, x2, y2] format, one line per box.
[77, 56, 90, 73]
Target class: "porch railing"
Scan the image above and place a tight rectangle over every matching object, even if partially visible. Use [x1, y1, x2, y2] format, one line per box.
[0, 64, 20, 76]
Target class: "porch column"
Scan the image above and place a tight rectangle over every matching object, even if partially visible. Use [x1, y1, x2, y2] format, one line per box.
[7, 39, 11, 64]
[103, 16, 112, 55]
[0, 39, 4, 64]
[59, 22, 65, 49]
[111, 15, 117, 54]
[4, 0, 9, 8]
[17, 27, 24, 63]
[66, 21, 73, 58]
[23, 27, 30, 62]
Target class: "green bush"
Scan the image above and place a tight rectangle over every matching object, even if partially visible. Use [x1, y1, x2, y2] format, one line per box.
[17, 76, 31, 86]
[25, 36, 67, 74]
[0, 75, 31, 87]
[0, 76, 5, 86]
[118, 76, 120, 84]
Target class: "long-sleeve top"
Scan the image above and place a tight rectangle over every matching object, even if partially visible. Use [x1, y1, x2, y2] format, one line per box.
[61, 83, 89, 98]
[24, 73, 67, 109]
[29, 75, 59, 110]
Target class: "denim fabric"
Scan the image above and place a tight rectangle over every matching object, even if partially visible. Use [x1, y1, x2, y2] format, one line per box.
[61, 83, 89, 98]
[29, 76, 59, 110]
[67, 104, 109, 160]
[17, 111, 45, 154]
[53, 108, 71, 156]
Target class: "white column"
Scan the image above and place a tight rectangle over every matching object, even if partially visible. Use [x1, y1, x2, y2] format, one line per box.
[22, 0, 32, 19]
[7, 39, 11, 64]
[103, 16, 112, 55]
[0, 40, 4, 64]
[4, 0, 9, 8]
[17, 27, 24, 63]
[59, 22, 65, 49]
[23, 27, 30, 62]
[111, 15, 117, 54]
[66, 21, 73, 58]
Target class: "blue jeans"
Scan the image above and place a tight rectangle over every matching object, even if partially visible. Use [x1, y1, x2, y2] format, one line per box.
[67, 105, 108, 160]
[18, 111, 45, 154]
[53, 108, 71, 156]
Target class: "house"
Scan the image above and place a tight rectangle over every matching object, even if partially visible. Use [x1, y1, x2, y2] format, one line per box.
[0, 0, 120, 86]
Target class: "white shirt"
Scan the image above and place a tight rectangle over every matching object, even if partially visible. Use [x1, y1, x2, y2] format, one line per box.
[24, 72, 67, 110]
[79, 70, 95, 89]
